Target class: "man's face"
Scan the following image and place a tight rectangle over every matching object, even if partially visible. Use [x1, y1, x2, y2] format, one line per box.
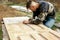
[29, 5, 36, 11]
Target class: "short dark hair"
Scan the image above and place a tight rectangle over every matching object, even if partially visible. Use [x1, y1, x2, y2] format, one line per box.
[26, 1, 32, 9]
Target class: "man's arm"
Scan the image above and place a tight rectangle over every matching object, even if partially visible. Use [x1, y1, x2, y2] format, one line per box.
[38, 12, 48, 21]
[28, 12, 48, 25]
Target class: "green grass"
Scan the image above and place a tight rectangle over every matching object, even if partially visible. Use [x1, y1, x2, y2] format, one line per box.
[0, 24, 2, 40]
[6, 2, 26, 6]
[56, 12, 60, 23]
[52, 11, 60, 30]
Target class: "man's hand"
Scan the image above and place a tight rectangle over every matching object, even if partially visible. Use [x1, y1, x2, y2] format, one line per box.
[23, 20, 30, 24]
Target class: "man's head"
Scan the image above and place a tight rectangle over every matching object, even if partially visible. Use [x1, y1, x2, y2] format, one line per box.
[26, 1, 39, 11]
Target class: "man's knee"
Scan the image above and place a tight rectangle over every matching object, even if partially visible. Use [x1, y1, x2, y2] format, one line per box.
[44, 18, 55, 28]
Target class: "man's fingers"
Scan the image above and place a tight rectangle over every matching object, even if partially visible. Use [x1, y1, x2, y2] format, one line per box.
[23, 20, 29, 24]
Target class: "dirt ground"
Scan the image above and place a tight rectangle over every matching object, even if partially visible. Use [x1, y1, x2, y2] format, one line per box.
[0, 4, 27, 21]
[0, 4, 27, 40]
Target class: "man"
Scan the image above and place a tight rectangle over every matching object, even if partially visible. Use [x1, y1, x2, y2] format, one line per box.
[23, 1, 56, 28]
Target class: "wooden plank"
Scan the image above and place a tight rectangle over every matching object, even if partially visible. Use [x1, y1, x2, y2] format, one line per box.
[18, 24, 45, 40]
[5, 24, 23, 40]
[4, 23, 46, 40]
[4, 23, 60, 40]
[19, 35, 34, 40]
[18, 23, 60, 40]
[26, 24, 49, 32]
[39, 32, 59, 40]
[2, 24, 10, 40]
[5, 23, 34, 40]
[18, 23, 46, 40]
[27, 24, 60, 40]
[38, 24, 60, 38]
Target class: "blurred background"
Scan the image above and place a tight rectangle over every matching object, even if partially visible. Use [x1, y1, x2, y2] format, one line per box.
[0, 0, 60, 40]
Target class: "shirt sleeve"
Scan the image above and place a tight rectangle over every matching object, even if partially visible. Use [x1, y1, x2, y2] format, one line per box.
[38, 12, 48, 21]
